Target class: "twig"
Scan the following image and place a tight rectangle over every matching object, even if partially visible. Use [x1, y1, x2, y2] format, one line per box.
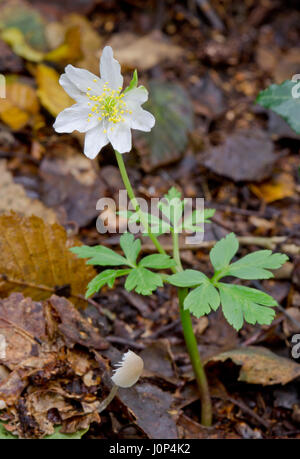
[194, 0, 225, 31]
[226, 396, 270, 429]
[137, 236, 293, 253]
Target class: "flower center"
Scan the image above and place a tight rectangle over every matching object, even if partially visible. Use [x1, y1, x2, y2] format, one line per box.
[86, 81, 132, 132]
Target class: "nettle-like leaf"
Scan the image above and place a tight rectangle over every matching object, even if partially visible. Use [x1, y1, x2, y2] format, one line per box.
[210, 232, 239, 271]
[183, 208, 215, 232]
[119, 232, 141, 266]
[70, 245, 129, 267]
[226, 250, 288, 280]
[218, 283, 277, 331]
[168, 270, 219, 317]
[72, 233, 174, 297]
[139, 254, 176, 269]
[210, 232, 288, 281]
[86, 269, 130, 298]
[256, 80, 300, 134]
[125, 267, 163, 295]
[184, 282, 220, 318]
[158, 187, 184, 229]
[168, 235, 287, 329]
[168, 269, 208, 287]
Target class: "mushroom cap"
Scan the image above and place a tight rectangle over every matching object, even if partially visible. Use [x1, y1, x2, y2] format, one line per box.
[111, 350, 144, 388]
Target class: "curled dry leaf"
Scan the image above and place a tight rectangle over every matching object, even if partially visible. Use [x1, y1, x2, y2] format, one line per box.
[207, 346, 300, 386]
[0, 77, 41, 130]
[108, 31, 184, 71]
[0, 292, 109, 438]
[0, 213, 96, 307]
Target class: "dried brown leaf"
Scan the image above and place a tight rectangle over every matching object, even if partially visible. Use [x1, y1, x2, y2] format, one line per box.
[0, 213, 96, 306]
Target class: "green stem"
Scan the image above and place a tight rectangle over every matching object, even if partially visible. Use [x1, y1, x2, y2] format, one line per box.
[114, 149, 212, 426]
[173, 232, 212, 426]
[115, 150, 166, 256]
[178, 288, 212, 426]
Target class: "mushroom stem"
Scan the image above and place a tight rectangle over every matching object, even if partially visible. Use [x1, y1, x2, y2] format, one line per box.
[98, 384, 118, 413]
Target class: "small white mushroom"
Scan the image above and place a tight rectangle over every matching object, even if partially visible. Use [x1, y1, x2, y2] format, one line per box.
[98, 350, 144, 413]
[112, 350, 144, 388]
[0, 400, 6, 410]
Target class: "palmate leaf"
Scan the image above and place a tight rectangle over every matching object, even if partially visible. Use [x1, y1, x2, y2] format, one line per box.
[256, 80, 300, 134]
[218, 283, 277, 331]
[125, 267, 163, 295]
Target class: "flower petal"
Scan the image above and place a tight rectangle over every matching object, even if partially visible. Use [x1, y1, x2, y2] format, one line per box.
[59, 74, 86, 103]
[65, 65, 103, 94]
[84, 124, 109, 159]
[53, 103, 98, 133]
[108, 122, 132, 153]
[100, 46, 123, 90]
[123, 86, 148, 105]
[126, 107, 155, 132]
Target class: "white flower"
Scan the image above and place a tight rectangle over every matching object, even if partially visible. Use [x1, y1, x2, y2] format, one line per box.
[111, 350, 144, 388]
[53, 46, 155, 158]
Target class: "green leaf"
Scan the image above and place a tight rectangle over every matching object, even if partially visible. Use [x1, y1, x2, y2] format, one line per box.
[0, 422, 17, 439]
[139, 254, 176, 269]
[119, 232, 141, 266]
[123, 69, 138, 94]
[184, 282, 220, 318]
[210, 233, 239, 271]
[165, 186, 182, 201]
[70, 245, 129, 267]
[137, 81, 194, 169]
[183, 208, 216, 232]
[256, 80, 300, 134]
[0, 423, 87, 439]
[168, 269, 209, 287]
[158, 192, 184, 229]
[218, 283, 277, 331]
[125, 267, 163, 295]
[44, 427, 88, 439]
[225, 250, 289, 280]
[118, 211, 171, 236]
[85, 269, 130, 298]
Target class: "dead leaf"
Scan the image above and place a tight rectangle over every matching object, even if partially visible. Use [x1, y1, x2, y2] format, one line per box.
[36, 64, 74, 117]
[1, 27, 44, 62]
[0, 77, 40, 130]
[39, 155, 107, 227]
[140, 339, 177, 382]
[0, 160, 57, 223]
[203, 129, 277, 182]
[250, 172, 295, 203]
[207, 346, 300, 385]
[48, 295, 108, 350]
[118, 383, 178, 439]
[0, 293, 46, 369]
[62, 13, 102, 74]
[44, 25, 82, 64]
[0, 213, 96, 306]
[136, 81, 194, 171]
[108, 30, 184, 70]
[0, 292, 108, 437]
